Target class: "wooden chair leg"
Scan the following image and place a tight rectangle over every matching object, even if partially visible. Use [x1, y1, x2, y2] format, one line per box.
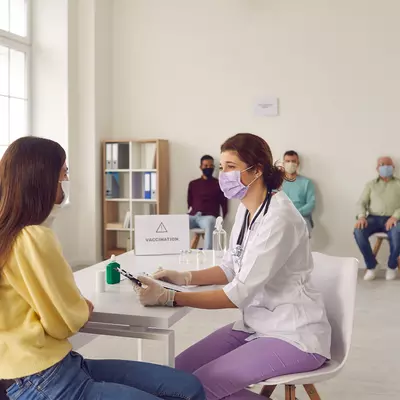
[304, 384, 321, 400]
[285, 385, 296, 400]
[260, 385, 276, 397]
[372, 237, 383, 256]
[191, 234, 200, 249]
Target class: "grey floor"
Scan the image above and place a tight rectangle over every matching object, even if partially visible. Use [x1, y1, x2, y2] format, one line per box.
[77, 271, 400, 399]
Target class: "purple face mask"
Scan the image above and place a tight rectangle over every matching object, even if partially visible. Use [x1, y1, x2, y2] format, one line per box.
[219, 167, 259, 200]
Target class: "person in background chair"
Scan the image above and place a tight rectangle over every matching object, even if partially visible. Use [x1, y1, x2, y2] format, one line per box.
[282, 150, 315, 235]
[354, 156, 400, 281]
[188, 155, 228, 249]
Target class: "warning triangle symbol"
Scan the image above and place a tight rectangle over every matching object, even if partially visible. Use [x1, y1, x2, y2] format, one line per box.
[156, 222, 168, 233]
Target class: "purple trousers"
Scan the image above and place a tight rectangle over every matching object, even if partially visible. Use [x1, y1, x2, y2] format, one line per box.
[176, 324, 326, 400]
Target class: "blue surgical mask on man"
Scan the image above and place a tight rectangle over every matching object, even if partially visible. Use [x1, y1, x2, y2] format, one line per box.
[379, 165, 394, 179]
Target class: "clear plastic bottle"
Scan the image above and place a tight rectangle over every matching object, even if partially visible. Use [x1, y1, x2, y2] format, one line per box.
[212, 217, 227, 265]
[179, 250, 189, 264]
[196, 248, 206, 267]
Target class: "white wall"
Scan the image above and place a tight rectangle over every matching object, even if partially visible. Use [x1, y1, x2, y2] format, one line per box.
[32, 0, 112, 266]
[31, 0, 78, 262]
[111, 0, 400, 260]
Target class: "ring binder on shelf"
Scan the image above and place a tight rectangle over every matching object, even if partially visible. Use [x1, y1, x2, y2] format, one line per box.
[151, 172, 157, 199]
[111, 143, 129, 169]
[105, 172, 120, 198]
[106, 144, 112, 169]
[144, 172, 151, 199]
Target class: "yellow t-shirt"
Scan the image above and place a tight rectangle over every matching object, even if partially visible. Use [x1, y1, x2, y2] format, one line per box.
[0, 225, 89, 379]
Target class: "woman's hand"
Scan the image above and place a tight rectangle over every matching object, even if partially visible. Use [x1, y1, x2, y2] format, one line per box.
[136, 276, 176, 307]
[85, 299, 94, 318]
[153, 268, 192, 286]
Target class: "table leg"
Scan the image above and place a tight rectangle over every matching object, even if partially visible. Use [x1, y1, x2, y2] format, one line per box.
[70, 332, 98, 350]
[165, 329, 175, 367]
[81, 323, 176, 367]
[137, 339, 143, 361]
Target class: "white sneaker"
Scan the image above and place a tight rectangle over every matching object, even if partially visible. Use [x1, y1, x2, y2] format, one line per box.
[364, 269, 377, 281]
[386, 269, 398, 281]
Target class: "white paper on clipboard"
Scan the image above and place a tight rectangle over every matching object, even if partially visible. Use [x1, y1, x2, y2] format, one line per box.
[134, 273, 219, 293]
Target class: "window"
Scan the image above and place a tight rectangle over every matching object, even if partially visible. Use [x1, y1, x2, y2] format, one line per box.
[0, 0, 30, 158]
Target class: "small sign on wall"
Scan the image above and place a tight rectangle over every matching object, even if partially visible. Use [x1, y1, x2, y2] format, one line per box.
[134, 214, 190, 255]
[254, 97, 279, 117]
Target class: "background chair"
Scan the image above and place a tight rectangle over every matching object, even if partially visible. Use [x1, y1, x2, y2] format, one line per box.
[371, 232, 400, 270]
[372, 232, 389, 257]
[190, 228, 205, 249]
[258, 252, 359, 400]
[371, 232, 400, 269]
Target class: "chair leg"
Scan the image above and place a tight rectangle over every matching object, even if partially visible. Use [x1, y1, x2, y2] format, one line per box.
[304, 384, 321, 400]
[260, 385, 276, 397]
[285, 385, 296, 400]
[372, 237, 383, 257]
[191, 234, 200, 249]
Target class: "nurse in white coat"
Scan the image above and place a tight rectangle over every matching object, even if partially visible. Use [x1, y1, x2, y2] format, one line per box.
[136, 133, 331, 400]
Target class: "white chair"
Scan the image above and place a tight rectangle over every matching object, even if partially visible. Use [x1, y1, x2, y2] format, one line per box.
[371, 232, 388, 257]
[191, 228, 205, 249]
[258, 252, 359, 400]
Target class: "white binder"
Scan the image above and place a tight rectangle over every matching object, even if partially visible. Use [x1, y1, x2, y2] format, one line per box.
[112, 144, 119, 169]
[106, 144, 112, 169]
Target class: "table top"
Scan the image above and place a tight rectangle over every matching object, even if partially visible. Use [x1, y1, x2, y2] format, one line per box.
[74, 250, 214, 329]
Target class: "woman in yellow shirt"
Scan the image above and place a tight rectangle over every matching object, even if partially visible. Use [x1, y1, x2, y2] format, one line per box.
[0, 137, 204, 400]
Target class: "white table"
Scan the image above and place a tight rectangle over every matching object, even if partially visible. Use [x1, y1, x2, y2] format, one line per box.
[74, 250, 212, 366]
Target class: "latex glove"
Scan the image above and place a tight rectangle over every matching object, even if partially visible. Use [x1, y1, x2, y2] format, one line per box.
[136, 276, 175, 307]
[153, 267, 192, 286]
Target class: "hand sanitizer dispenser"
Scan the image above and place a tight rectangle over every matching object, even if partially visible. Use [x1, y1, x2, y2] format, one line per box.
[212, 217, 227, 265]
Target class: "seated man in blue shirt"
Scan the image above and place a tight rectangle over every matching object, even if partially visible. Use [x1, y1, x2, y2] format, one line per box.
[282, 150, 315, 235]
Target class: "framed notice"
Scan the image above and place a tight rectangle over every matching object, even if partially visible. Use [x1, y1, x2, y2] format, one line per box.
[134, 214, 190, 255]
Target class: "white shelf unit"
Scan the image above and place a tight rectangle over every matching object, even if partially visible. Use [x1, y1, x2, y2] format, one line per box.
[102, 140, 169, 259]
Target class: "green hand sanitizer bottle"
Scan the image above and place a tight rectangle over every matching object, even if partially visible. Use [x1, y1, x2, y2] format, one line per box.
[106, 255, 121, 284]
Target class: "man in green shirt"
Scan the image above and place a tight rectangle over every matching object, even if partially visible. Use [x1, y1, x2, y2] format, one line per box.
[354, 157, 400, 281]
[282, 150, 315, 236]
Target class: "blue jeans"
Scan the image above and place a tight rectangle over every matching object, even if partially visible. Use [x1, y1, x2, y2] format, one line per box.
[354, 216, 400, 269]
[189, 213, 216, 250]
[7, 351, 205, 400]
[304, 215, 313, 238]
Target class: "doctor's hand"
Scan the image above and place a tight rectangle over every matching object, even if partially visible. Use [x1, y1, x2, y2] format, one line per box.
[136, 276, 176, 307]
[153, 268, 192, 286]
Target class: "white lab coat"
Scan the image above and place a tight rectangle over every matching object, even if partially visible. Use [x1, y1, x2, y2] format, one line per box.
[220, 191, 331, 359]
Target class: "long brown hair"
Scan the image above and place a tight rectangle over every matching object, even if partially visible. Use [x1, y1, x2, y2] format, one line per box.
[221, 133, 284, 190]
[0, 137, 66, 268]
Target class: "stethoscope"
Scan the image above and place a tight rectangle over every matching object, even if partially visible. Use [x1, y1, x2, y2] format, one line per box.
[231, 191, 273, 267]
